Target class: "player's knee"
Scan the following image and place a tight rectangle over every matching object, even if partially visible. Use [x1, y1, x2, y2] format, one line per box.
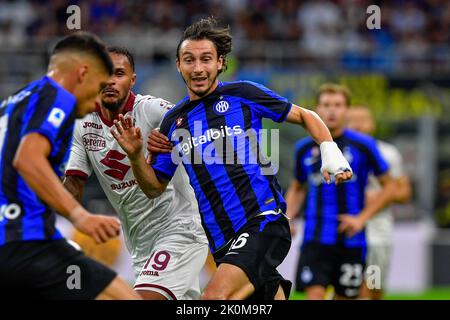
[305, 286, 326, 300]
[136, 289, 168, 300]
[274, 285, 287, 300]
[200, 290, 228, 300]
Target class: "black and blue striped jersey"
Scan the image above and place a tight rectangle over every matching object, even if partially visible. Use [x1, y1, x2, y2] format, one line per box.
[0, 76, 77, 246]
[294, 128, 389, 248]
[153, 81, 292, 253]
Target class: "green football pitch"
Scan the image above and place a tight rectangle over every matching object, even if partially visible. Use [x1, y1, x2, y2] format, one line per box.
[290, 287, 450, 300]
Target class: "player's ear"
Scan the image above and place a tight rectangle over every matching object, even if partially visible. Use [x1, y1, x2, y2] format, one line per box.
[217, 55, 223, 72]
[76, 64, 88, 84]
[176, 59, 181, 73]
[131, 73, 137, 87]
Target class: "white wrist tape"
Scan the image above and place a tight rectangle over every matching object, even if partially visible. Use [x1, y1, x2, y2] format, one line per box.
[320, 141, 352, 176]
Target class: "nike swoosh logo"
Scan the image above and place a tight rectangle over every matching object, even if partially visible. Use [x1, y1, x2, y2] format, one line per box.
[225, 252, 239, 256]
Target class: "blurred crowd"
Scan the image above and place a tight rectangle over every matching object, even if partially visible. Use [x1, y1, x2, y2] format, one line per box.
[0, 0, 449, 72]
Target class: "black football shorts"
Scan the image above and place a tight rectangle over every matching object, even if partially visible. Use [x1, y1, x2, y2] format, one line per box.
[0, 239, 117, 299]
[214, 212, 292, 300]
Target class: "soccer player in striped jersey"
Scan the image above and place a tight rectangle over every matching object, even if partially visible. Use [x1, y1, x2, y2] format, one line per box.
[347, 105, 411, 300]
[0, 33, 140, 300]
[111, 18, 352, 300]
[64, 46, 209, 300]
[285, 84, 397, 300]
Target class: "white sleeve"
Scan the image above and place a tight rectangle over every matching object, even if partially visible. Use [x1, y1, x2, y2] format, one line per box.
[65, 120, 93, 179]
[141, 96, 173, 129]
[383, 144, 404, 179]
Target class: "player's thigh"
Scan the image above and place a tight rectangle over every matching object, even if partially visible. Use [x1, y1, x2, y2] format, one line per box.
[202, 262, 255, 300]
[332, 246, 366, 299]
[134, 242, 209, 300]
[211, 214, 292, 300]
[296, 242, 334, 293]
[97, 276, 141, 300]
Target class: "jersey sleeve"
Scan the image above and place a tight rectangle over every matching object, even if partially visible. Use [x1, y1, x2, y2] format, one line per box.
[24, 86, 76, 150]
[383, 144, 404, 179]
[139, 95, 173, 129]
[293, 140, 310, 183]
[65, 120, 92, 180]
[366, 138, 389, 176]
[239, 81, 292, 123]
[151, 115, 179, 182]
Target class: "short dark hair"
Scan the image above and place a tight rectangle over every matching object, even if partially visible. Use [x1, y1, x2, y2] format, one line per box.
[52, 32, 113, 75]
[176, 17, 232, 74]
[107, 46, 135, 71]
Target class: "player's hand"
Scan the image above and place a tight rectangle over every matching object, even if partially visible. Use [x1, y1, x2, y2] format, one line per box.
[69, 206, 121, 244]
[146, 129, 172, 164]
[337, 214, 365, 238]
[111, 114, 143, 161]
[320, 141, 353, 184]
[147, 129, 172, 155]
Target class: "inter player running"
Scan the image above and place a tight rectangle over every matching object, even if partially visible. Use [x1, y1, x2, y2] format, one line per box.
[285, 84, 397, 300]
[64, 46, 208, 300]
[0, 33, 140, 300]
[112, 18, 352, 300]
[347, 105, 411, 300]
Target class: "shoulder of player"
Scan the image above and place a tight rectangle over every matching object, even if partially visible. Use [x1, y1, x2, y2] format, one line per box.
[73, 113, 98, 133]
[134, 94, 174, 111]
[158, 97, 190, 129]
[343, 129, 379, 148]
[376, 140, 402, 162]
[343, 129, 386, 161]
[294, 137, 316, 157]
[377, 139, 399, 154]
[218, 80, 267, 96]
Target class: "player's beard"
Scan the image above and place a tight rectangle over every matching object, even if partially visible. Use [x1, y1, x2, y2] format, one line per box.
[184, 73, 219, 98]
[102, 95, 127, 112]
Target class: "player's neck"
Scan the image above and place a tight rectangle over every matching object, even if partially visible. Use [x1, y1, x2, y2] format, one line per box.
[47, 69, 76, 93]
[100, 92, 131, 121]
[330, 127, 345, 138]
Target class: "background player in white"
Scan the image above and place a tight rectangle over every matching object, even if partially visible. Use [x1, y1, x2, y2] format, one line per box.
[347, 105, 412, 300]
[63, 46, 208, 300]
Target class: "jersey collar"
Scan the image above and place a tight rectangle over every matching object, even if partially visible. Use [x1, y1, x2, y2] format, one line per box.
[96, 92, 136, 127]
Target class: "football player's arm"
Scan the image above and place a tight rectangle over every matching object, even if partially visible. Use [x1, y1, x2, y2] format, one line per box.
[13, 133, 121, 243]
[63, 120, 92, 202]
[387, 148, 412, 203]
[338, 173, 397, 237]
[285, 179, 306, 235]
[394, 175, 412, 203]
[285, 179, 306, 220]
[111, 114, 169, 198]
[63, 175, 85, 202]
[286, 105, 352, 184]
[286, 105, 332, 145]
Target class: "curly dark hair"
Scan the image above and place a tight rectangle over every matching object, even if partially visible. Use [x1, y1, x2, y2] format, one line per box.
[176, 17, 232, 74]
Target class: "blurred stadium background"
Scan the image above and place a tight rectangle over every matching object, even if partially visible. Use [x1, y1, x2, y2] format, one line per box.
[0, 0, 449, 299]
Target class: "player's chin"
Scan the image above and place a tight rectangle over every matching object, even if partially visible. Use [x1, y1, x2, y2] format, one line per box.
[102, 96, 118, 105]
[191, 87, 210, 97]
